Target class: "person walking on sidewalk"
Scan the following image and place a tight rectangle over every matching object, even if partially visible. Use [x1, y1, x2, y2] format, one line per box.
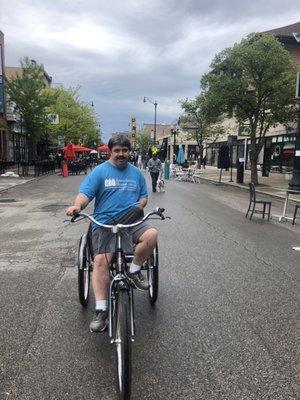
[147, 150, 162, 192]
[66, 134, 158, 333]
[137, 153, 143, 169]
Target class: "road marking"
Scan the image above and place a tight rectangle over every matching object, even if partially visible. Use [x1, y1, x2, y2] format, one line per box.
[292, 247, 300, 251]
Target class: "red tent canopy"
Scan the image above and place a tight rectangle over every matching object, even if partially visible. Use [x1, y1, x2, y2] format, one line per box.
[97, 144, 109, 152]
[61, 143, 93, 153]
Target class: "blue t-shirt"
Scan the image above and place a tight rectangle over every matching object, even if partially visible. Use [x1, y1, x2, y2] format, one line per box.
[79, 161, 148, 227]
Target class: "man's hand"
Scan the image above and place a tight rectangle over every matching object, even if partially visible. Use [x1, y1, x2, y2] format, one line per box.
[66, 194, 89, 216]
[66, 205, 81, 216]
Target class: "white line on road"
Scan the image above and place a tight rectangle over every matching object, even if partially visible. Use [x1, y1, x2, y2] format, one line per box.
[292, 247, 300, 251]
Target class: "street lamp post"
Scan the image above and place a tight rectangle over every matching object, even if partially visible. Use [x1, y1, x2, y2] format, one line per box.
[143, 96, 158, 145]
[171, 128, 178, 163]
[289, 106, 300, 191]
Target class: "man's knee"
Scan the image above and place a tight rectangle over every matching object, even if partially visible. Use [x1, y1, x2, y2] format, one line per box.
[94, 253, 112, 269]
[139, 228, 158, 245]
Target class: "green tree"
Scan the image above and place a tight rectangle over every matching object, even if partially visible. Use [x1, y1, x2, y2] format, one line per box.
[5, 57, 53, 155]
[180, 93, 222, 164]
[201, 33, 297, 184]
[46, 87, 101, 147]
[135, 130, 152, 155]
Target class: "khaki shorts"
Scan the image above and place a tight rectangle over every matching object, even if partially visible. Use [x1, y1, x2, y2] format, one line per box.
[92, 220, 152, 255]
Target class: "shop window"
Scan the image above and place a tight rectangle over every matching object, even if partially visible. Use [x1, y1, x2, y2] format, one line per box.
[272, 137, 277, 143]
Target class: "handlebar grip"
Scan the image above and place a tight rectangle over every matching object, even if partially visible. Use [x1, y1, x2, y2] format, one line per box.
[156, 207, 165, 219]
[71, 212, 80, 223]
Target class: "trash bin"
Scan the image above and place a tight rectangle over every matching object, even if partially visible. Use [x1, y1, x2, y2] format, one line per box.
[236, 162, 244, 184]
[164, 161, 170, 180]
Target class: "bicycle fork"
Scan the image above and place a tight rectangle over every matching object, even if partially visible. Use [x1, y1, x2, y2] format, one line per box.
[108, 278, 135, 343]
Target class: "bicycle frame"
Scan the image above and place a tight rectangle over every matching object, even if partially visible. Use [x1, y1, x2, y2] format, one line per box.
[108, 229, 135, 343]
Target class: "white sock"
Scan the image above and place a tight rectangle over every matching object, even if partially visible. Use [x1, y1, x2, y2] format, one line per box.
[129, 261, 141, 274]
[95, 300, 108, 311]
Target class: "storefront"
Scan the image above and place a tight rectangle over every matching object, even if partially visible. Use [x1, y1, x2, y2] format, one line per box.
[264, 134, 296, 173]
[207, 132, 296, 173]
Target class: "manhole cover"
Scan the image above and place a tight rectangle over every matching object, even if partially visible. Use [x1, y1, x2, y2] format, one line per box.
[0, 199, 16, 203]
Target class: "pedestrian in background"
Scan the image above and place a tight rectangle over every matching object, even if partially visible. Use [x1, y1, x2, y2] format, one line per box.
[147, 150, 162, 192]
[137, 153, 143, 169]
[202, 155, 207, 169]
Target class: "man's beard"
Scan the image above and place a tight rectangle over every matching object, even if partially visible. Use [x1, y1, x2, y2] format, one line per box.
[116, 157, 128, 167]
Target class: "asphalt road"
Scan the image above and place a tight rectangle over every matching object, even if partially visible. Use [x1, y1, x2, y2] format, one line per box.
[0, 172, 299, 400]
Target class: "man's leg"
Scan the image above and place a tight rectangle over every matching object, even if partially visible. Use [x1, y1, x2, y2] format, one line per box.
[150, 172, 156, 192]
[153, 172, 159, 191]
[134, 228, 157, 265]
[90, 253, 113, 332]
[128, 228, 158, 290]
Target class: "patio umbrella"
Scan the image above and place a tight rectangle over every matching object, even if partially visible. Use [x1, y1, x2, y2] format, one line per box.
[72, 144, 93, 152]
[61, 144, 93, 153]
[90, 149, 98, 154]
[97, 144, 109, 152]
[176, 145, 185, 164]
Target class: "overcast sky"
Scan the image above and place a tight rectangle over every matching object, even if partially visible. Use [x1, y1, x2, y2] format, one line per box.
[1, 1, 300, 140]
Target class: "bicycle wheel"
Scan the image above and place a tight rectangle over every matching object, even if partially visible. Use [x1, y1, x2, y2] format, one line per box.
[114, 289, 132, 400]
[148, 243, 159, 306]
[78, 234, 91, 307]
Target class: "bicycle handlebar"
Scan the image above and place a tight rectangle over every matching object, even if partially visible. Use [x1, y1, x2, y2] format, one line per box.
[70, 207, 166, 232]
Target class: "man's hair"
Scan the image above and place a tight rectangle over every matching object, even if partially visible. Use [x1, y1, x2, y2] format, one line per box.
[108, 134, 131, 151]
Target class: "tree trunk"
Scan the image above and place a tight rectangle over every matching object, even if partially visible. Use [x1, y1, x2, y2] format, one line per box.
[28, 138, 37, 160]
[197, 141, 203, 168]
[250, 148, 258, 185]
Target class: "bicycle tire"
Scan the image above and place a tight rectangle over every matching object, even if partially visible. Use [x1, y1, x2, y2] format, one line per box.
[148, 243, 159, 306]
[78, 234, 91, 307]
[114, 289, 132, 400]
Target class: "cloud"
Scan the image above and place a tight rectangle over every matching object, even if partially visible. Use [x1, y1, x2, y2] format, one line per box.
[1, 0, 300, 138]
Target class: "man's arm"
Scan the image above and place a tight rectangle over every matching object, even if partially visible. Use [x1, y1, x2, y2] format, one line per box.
[66, 193, 90, 216]
[139, 197, 148, 208]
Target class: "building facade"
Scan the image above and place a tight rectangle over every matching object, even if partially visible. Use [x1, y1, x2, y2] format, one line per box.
[205, 22, 300, 174]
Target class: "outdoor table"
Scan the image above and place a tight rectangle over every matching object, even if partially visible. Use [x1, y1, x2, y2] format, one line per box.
[272, 189, 300, 222]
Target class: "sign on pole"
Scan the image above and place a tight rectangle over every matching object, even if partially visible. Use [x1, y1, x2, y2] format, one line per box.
[238, 125, 251, 137]
[131, 117, 136, 146]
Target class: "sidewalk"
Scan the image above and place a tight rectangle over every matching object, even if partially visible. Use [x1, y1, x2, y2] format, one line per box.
[198, 165, 300, 203]
[0, 176, 36, 193]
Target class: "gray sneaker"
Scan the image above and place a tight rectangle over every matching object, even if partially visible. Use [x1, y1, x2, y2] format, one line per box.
[90, 310, 108, 333]
[127, 271, 150, 291]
